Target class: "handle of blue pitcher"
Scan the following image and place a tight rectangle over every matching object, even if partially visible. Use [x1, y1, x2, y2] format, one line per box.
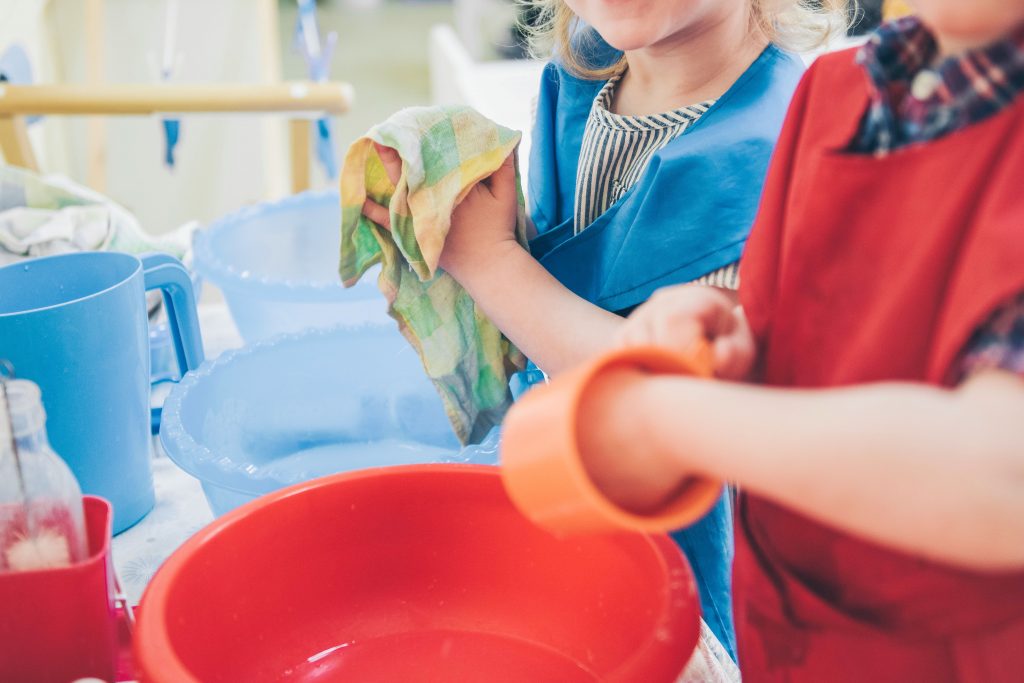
[141, 253, 205, 432]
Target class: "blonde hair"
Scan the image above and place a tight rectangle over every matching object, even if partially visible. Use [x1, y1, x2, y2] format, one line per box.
[525, 0, 853, 80]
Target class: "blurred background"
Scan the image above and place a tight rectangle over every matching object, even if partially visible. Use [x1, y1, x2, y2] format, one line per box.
[0, 0, 886, 238]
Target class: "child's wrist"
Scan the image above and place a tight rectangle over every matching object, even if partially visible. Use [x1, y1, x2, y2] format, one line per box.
[638, 378, 700, 472]
[577, 369, 652, 469]
[446, 239, 526, 291]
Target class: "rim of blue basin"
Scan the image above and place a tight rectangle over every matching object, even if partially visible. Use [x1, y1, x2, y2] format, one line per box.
[192, 189, 379, 302]
[159, 323, 406, 496]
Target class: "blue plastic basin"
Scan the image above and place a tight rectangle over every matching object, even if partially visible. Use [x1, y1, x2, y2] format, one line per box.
[158, 325, 498, 516]
[193, 190, 388, 342]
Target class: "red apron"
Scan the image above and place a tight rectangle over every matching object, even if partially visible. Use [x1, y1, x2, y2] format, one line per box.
[736, 48, 1024, 682]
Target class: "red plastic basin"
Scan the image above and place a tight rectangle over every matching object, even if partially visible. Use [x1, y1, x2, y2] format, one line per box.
[135, 465, 699, 682]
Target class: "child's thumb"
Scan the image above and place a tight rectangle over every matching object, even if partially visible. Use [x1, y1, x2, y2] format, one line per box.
[489, 153, 518, 202]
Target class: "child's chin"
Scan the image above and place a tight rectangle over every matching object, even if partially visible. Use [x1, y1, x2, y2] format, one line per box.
[916, 4, 1024, 41]
[593, 27, 660, 53]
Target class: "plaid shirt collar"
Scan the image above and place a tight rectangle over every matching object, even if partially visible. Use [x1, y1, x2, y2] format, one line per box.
[854, 17, 1024, 155]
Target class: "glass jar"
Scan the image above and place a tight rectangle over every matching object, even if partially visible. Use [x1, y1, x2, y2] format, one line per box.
[0, 379, 88, 573]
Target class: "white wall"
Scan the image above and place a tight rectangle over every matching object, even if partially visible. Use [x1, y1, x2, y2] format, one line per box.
[0, 0, 292, 236]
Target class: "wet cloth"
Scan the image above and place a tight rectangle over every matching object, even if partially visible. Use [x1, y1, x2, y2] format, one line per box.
[339, 106, 528, 444]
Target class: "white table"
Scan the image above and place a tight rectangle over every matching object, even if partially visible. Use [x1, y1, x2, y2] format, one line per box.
[111, 304, 243, 605]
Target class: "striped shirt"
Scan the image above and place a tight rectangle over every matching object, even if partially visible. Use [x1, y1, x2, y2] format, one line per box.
[574, 71, 740, 289]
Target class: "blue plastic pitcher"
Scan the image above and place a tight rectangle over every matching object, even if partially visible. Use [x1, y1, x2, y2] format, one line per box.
[0, 252, 204, 533]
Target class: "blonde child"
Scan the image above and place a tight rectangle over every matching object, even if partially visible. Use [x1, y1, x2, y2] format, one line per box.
[363, 0, 847, 660]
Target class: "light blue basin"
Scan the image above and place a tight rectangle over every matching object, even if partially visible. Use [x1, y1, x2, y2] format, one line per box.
[193, 190, 388, 342]
[158, 325, 498, 516]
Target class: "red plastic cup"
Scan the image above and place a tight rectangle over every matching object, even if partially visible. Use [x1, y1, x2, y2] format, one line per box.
[501, 345, 723, 535]
[0, 496, 118, 683]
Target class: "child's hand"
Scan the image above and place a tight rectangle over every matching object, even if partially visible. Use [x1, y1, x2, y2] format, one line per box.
[361, 143, 403, 230]
[617, 284, 756, 381]
[441, 152, 520, 283]
[360, 143, 521, 284]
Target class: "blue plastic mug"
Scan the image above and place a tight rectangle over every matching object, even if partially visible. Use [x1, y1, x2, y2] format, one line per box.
[0, 251, 204, 533]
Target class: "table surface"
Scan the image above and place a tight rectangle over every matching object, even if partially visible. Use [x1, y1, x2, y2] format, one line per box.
[112, 303, 242, 605]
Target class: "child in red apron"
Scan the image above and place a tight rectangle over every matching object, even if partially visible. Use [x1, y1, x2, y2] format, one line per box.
[560, 5, 1024, 681]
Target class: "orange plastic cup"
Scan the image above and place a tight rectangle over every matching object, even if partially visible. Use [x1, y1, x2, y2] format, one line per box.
[501, 345, 723, 535]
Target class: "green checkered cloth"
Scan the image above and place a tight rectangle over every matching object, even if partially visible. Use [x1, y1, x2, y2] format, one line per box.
[339, 106, 528, 444]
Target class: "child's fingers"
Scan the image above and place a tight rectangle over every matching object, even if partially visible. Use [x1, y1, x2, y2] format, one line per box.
[694, 294, 739, 339]
[454, 182, 484, 209]
[362, 199, 392, 231]
[617, 285, 738, 353]
[373, 142, 403, 186]
[616, 316, 656, 348]
[712, 330, 755, 381]
[617, 296, 683, 348]
[484, 153, 517, 202]
[713, 337, 744, 380]
[651, 315, 703, 352]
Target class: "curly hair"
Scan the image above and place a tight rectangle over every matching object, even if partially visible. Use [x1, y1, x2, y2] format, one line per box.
[524, 0, 854, 79]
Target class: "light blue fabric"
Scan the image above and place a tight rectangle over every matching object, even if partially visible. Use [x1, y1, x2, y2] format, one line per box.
[671, 491, 737, 659]
[521, 35, 805, 660]
[295, 0, 339, 179]
[162, 118, 180, 168]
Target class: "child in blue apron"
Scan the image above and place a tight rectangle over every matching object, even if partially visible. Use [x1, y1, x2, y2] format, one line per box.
[363, 0, 848, 662]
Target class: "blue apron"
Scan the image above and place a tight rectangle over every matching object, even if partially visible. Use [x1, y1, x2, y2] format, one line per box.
[520, 41, 805, 660]
[529, 42, 803, 311]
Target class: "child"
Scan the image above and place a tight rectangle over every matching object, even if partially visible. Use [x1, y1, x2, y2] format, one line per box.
[538, 5, 1024, 681]
[362, 0, 847, 659]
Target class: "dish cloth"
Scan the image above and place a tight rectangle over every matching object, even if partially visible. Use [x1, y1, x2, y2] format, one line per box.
[0, 205, 113, 265]
[339, 106, 528, 445]
[0, 165, 192, 266]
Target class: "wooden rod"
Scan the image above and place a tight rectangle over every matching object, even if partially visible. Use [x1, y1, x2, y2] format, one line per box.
[85, 0, 108, 190]
[0, 116, 40, 171]
[289, 119, 312, 193]
[0, 82, 354, 116]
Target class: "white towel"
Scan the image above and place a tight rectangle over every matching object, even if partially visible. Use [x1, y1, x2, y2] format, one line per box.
[0, 165, 192, 266]
[0, 206, 113, 265]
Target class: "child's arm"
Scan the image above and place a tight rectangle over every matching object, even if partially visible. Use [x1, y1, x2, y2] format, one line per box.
[439, 156, 623, 374]
[580, 358, 1024, 572]
[453, 246, 622, 375]
[364, 157, 756, 378]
